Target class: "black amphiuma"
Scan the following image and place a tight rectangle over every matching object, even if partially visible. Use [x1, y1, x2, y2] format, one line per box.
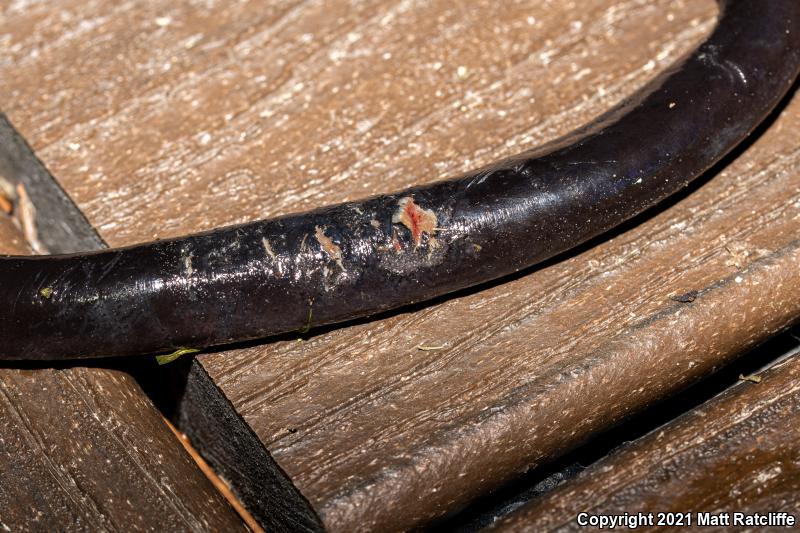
[2, 0, 799, 360]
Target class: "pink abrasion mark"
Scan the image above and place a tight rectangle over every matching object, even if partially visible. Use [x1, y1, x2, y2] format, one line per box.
[390, 228, 403, 252]
[392, 197, 438, 247]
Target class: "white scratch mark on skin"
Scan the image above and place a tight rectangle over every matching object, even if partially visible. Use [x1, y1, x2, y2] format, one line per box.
[466, 168, 495, 188]
[699, 49, 748, 87]
[566, 160, 618, 166]
[183, 252, 194, 276]
[315, 225, 344, 269]
[262, 237, 277, 261]
[724, 59, 748, 85]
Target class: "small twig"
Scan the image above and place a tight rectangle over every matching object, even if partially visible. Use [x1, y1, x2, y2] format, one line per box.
[416, 343, 447, 351]
[155, 346, 201, 365]
[16, 183, 48, 254]
[739, 374, 762, 384]
[297, 306, 313, 335]
[723, 243, 748, 269]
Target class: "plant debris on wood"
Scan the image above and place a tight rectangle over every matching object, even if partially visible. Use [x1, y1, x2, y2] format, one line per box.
[671, 290, 699, 303]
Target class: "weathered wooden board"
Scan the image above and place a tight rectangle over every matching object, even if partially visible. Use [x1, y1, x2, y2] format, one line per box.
[0, 219, 245, 531]
[6, 0, 800, 531]
[491, 350, 800, 532]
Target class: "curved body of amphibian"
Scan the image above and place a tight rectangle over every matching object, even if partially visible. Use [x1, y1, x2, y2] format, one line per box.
[1, 0, 798, 360]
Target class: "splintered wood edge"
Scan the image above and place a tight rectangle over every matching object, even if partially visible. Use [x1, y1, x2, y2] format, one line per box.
[163, 416, 266, 533]
[176, 360, 325, 532]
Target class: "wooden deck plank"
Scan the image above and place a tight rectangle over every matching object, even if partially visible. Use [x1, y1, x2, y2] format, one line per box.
[0, 218, 246, 531]
[8, 1, 800, 531]
[491, 350, 800, 532]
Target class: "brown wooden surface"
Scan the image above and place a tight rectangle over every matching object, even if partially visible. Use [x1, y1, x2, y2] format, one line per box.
[491, 351, 800, 532]
[0, 220, 246, 530]
[5, 0, 800, 531]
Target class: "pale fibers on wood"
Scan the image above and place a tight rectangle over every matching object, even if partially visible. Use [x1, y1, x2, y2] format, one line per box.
[491, 352, 800, 532]
[0, 218, 245, 530]
[9, 0, 800, 531]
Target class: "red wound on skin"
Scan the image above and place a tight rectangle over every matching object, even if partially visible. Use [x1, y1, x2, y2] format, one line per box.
[392, 197, 438, 247]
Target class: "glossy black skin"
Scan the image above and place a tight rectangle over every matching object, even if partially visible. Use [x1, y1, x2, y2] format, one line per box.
[2, 0, 799, 360]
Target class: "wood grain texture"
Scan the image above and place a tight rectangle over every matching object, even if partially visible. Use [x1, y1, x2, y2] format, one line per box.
[0, 219, 245, 530]
[7, 0, 800, 531]
[491, 351, 800, 532]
